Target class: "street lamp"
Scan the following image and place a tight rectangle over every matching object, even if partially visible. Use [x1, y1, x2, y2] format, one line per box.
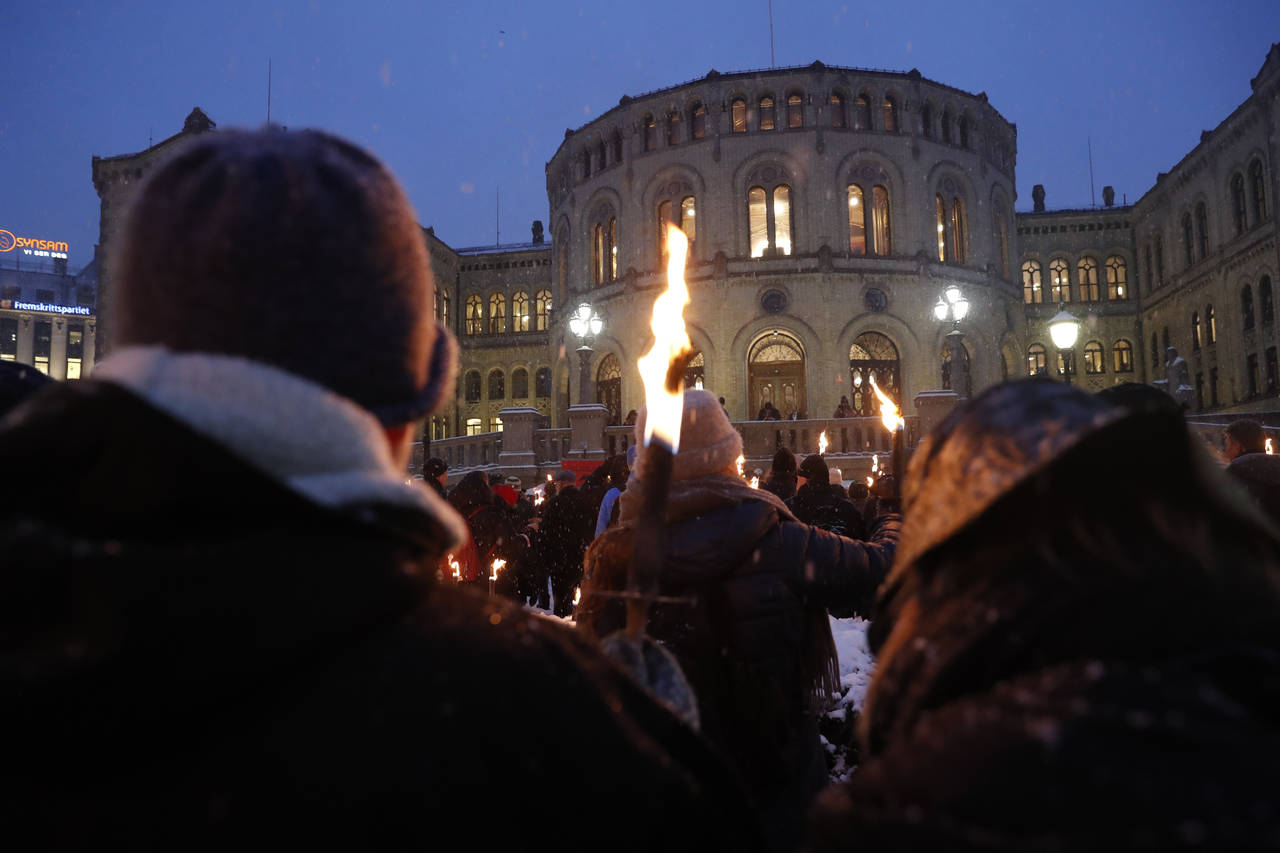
[1048, 309, 1081, 384]
[934, 286, 971, 397]
[567, 302, 604, 405]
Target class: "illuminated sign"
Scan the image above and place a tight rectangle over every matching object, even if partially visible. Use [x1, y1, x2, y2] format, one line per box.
[0, 229, 70, 260]
[0, 299, 91, 316]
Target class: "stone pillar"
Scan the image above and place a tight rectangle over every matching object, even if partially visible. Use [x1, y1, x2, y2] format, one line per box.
[50, 318, 68, 380]
[914, 390, 960, 441]
[15, 315, 33, 365]
[83, 321, 98, 375]
[576, 346, 593, 406]
[567, 403, 609, 462]
[497, 406, 543, 483]
[946, 328, 969, 399]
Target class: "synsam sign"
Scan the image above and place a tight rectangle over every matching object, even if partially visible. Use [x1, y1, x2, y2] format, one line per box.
[0, 229, 70, 260]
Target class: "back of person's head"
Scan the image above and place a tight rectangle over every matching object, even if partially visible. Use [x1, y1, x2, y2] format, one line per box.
[771, 446, 797, 475]
[424, 457, 448, 480]
[863, 379, 1280, 755]
[116, 128, 452, 425]
[1226, 418, 1268, 454]
[488, 472, 504, 487]
[448, 470, 492, 513]
[0, 362, 53, 420]
[1096, 381, 1184, 419]
[847, 481, 869, 502]
[798, 453, 829, 486]
[632, 389, 743, 483]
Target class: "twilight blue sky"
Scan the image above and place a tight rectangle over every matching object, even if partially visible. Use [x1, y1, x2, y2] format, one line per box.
[2, 1, 1276, 270]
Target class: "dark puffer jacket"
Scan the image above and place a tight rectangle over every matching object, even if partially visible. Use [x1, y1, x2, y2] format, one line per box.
[0, 381, 760, 850]
[579, 495, 898, 849]
[786, 483, 866, 540]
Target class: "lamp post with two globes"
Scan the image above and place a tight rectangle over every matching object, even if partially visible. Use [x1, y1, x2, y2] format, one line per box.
[933, 285, 971, 397]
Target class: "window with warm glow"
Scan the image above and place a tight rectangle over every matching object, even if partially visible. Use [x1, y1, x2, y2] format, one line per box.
[1077, 257, 1100, 301]
[882, 95, 898, 132]
[1084, 340, 1105, 374]
[935, 195, 947, 261]
[787, 93, 803, 128]
[749, 187, 768, 257]
[759, 96, 776, 131]
[590, 212, 618, 285]
[1027, 343, 1047, 376]
[691, 102, 706, 139]
[488, 293, 506, 334]
[848, 185, 865, 255]
[731, 98, 747, 133]
[950, 197, 967, 264]
[1022, 260, 1043, 304]
[1049, 258, 1070, 302]
[466, 418, 483, 436]
[1192, 312, 1202, 350]
[534, 289, 552, 331]
[748, 180, 793, 258]
[1105, 256, 1127, 300]
[512, 290, 530, 332]
[1113, 339, 1134, 373]
[872, 186, 892, 255]
[465, 295, 482, 336]
[830, 93, 845, 128]
[488, 369, 505, 400]
[1207, 304, 1217, 344]
[773, 186, 792, 255]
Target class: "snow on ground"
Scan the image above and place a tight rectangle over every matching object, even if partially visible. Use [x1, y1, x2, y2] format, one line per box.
[822, 615, 875, 782]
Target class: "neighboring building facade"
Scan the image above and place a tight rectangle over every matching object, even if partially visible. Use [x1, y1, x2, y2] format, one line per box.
[0, 233, 97, 379]
[88, 46, 1280, 426]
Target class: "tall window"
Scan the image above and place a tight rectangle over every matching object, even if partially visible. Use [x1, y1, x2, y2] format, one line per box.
[512, 368, 529, 399]
[871, 186, 891, 255]
[1022, 260, 1043, 304]
[950, 197, 967, 264]
[1192, 312, 1202, 351]
[66, 323, 84, 379]
[465, 294, 483, 336]
[1154, 235, 1165, 286]
[787, 93, 803, 128]
[1232, 173, 1248, 235]
[488, 293, 506, 334]
[748, 171, 793, 257]
[488, 369, 505, 400]
[1144, 245, 1153, 293]
[848, 184, 890, 255]
[1243, 284, 1256, 330]
[1182, 212, 1194, 266]
[1251, 159, 1268, 223]
[731, 98, 747, 133]
[658, 195, 697, 260]
[1077, 256, 1100, 301]
[935, 195, 947, 261]
[958, 114, 969, 148]
[830, 93, 846, 128]
[591, 213, 617, 284]
[643, 114, 656, 151]
[596, 353, 623, 425]
[1105, 255, 1127, 300]
[993, 210, 1009, 277]
[1113, 339, 1134, 373]
[535, 367, 552, 398]
[534, 288, 552, 331]
[512, 291, 530, 332]
[882, 95, 898, 132]
[435, 288, 450, 326]
[941, 107, 952, 144]
[759, 96, 776, 131]
[1262, 276, 1274, 326]
[1049, 258, 1070, 302]
[1207, 304, 1217, 344]
[666, 111, 681, 146]
[848, 185, 865, 255]
[1027, 343, 1048, 376]
[464, 370, 481, 403]
[1083, 341, 1105, 375]
[691, 102, 707, 139]
[853, 94, 871, 130]
[1196, 202, 1209, 259]
[921, 103, 933, 138]
[612, 129, 623, 163]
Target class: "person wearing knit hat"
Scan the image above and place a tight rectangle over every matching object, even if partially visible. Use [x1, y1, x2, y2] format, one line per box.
[788, 454, 865, 541]
[764, 445, 799, 501]
[579, 388, 899, 848]
[0, 129, 757, 845]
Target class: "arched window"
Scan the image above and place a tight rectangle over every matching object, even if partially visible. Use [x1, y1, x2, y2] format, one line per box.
[993, 210, 1010, 278]
[590, 209, 617, 285]
[1077, 256, 1100, 301]
[535, 367, 552, 398]
[465, 294, 483, 336]
[731, 97, 747, 133]
[436, 288, 450, 326]
[1207, 304, 1217, 344]
[941, 337, 971, 397]
[847, 185, 890, 255]
[941, 107, 952, 144]
[488, 293, 506, 334]
[666, 110, 681, 146]
[1182, 212, 1195, 266]
[847, 185, 865, 255]
[596, 138, 606, 170]
[1196, 202, 1209, 259]
[830, 93, 846, 128]
[1251, 160, 1269, 223]
[512, 368, 529, 399]
[684, 351, 705, 390]
[580, 148, 591, 180]
[958, 114, 969, 148]
[657, 195, 697, 260]
[691, 102, 707, 139]
[1243, 284, 1256, 330]
[488, 369, 505, 400]
[1105, 255, 1127, 300]
[512, 291, 530, 332]
[612, 129, 623, 163]
[1154, 235, 1165, 286]
[935, 195, 947, 261]
[1022, 260, 1043, 304]
[1192, 312, 1202, 351]
[882, 95, 898, 132]
[1232, 173, 1248, 235]
[748, 167, 794, 257]
[787, 93, 803, 128]
[534, 288, 552, 331]
[1083, 340, 1105, 375]
[464, 370, 481, 402]
[854, 94, 871, 130]
[643, 114, 656, 151]
[848, 332, 899, 417]
[1261, 276, 1274, 326]
[1113, 339, 1134, 373]
[1049, 258, 1070, 302]
[921, 103, 933, 138]
[596, 353, 622, 425]
[951, 197, 967, 264]
[758, 95, 776, 131]
[1027, 344, 1048, 376]
[749, 331, 808, 419]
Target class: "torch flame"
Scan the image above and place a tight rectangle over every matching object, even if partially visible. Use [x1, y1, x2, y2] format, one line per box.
[736, 454, 745, 477]
[1268, 438, 1275, 455]
[818, 430, 829, 456]
[490, 558, 506, 582]
[573, 587, 582, 606]
[448, 554, 461, 581]
[546, 473, 553, 482]
[871, 454, 879, 474]
[533, 492, 545, 507]
[749, 475, 759, 489]
[636, 224, 692, 450]
[868, 375, 904, 433]
[866, 475, 874, 488]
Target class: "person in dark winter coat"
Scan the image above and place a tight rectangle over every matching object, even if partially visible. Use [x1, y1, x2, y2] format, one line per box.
[0, 129, 760, 850]
[810, 379, 1280, 852]
[762, 445, 799, 501]
[446, 470, 526, 591]
[578, 390, 899, 852]
[787, 454, 865, 540]
[532, 468, 596, 614]
[422, 456, 449, 498]
[1223, 418, 1280, 522]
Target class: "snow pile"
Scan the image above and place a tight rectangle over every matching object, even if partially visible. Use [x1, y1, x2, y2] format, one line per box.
[822, 615, 876, 782]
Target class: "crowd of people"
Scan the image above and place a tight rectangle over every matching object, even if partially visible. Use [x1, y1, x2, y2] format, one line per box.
[2, 128, 1280, 850]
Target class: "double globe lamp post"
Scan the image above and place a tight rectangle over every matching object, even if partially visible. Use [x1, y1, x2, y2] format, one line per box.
[933, 286, 970, 397]
[568, 302, 604, 406]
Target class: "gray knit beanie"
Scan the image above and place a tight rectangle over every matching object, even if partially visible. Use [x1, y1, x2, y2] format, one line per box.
[634, 389, 743, 481]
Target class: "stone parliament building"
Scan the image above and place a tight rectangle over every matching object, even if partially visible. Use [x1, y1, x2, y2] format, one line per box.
[89, 46, 1280, 473]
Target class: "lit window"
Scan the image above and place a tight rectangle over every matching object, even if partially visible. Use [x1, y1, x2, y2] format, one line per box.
[681, 196, 696, 244]
[882, 95, 898, 132]
[748, 172, 794, 258]
[490, 416, 504, 433]
[1105, 255, 1127, 300]
[590, 211, 618, 284]
[534, 289, 552, 331]
[1084, 341, 1105, 375]
[759, 96, 776, 131]
[643, 114, 656, 151]
[466, 418, 483, 436]
[848, 185, 865, 255]
[731, 98, 747, 133]
[830, 93, 846, 128]
[488, 369, 505, 400]
[1113, 340, 1134, 373]
[950, 197, 967, 264]
[1049, 258, 1070, 302]
[773, 186, 791, 255]
[691, 102, 707, 139]
[1207, 304, 1217, 344]
[66, 324, 84, 380]
[1192, 312, 1202, 351]
[1022, 260, 1043, 304]
[787, 93, 803, 128]
[1077, 257, 1099, 301]
[465, 295, 482, 336]
[872, 186, 892, 255]
[488, 293, 506, 334]
[512, 291, 530, 332]
[935, 195, 947, 261]
[1027, 343, 1048, 376]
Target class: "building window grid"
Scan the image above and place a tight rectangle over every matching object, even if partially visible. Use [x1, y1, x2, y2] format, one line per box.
[1022, 260, 1043, 304]
[1113, 339, 1134, 373]
[1105, 255, 1127, 300]
[1077, 257, 1100, 301]
[465, 295, 483, 336]
[748, 184, 793, 258]
[534, 289, 552, 331]
[488, 294, 507, 334]
[1049, 258, 1070, 302]
[1083, 341, 1106, 375]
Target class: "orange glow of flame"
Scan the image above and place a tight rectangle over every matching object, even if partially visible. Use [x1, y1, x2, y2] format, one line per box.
[533, 492, 545, 507]
[866, 475, 874, 488]
[1268, 438, 1275, 455]
[546, 473, 553, 482]
[636, 224, 692, 450]
[448, 555, 461, 581]
[490, 558, 506, 582]
[749, 475, 759, 489]
[868, 375, 904, 433]
[818, 430, 829, 455]
[736, 454, 745, 477]
[573, 587, 582, 606]
[872, 454, 879, 473]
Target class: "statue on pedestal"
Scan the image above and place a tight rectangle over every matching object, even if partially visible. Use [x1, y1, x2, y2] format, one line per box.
[1164, 346, 1195, 410]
